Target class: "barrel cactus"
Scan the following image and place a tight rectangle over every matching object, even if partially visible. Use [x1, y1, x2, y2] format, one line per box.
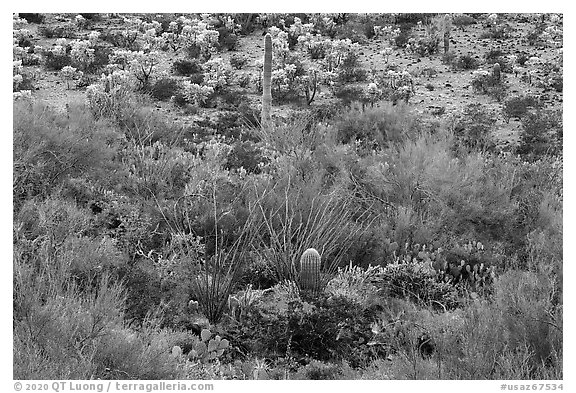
[299, 248, 321, 293]
[261, 33, 272, 126]
[493, 62, 501, 81]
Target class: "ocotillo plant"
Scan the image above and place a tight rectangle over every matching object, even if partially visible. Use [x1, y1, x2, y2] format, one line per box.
[261, 33, 272, 126]
[443, 14, 452, 54]
[299, 248, 321, 293]
[493, 62, 501, 81]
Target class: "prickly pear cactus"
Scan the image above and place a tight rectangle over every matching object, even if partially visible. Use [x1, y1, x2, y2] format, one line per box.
[188, 328, 229, 363]
[261, 33, 272, 126]
[299, 248, 321, 293]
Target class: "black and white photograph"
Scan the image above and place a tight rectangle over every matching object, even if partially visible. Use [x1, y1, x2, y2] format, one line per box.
[11, 7, 565, 386]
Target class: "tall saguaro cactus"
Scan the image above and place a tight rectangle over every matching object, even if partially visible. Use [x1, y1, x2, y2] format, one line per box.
[261, 33, 272, 126]
[299, 248, 321, 293]
[443, 14, 452, 54]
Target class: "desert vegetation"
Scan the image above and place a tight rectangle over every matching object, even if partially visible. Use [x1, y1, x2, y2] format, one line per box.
[13, 12, 562, 380]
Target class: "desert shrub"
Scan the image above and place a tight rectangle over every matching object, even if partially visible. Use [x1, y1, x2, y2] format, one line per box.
[150, 77, 180, 101]
[79, 13, 102, 21]
[334, 20, 369, 44]
[117, 139, 198, 200]
[545, 73, 563, 93]
[336, 52, 364, 82]
[19, 13, 45, 24]
[452, 14, 476, 29]
[56, 236, 127, 287]
[450, 103, 497, 152]
[119, 263, 162, 323]
[516, 52, 529, 66]
[339, 67, 368, 83]
[394, 13, 431, 24]
[510, 156, 562, 266]
[517, 109, 562, 158]
[484, 49, 512, 73]
[375, 260, 460, 310]
[526, 23, 546, 46]
[229, 13, 258, 34]
[188, 72, 205, 86]
[441, 51, 456, 67]
[394, 24, 413, 48]
[44, 50, 72, 71]
[216, 26, 238, 51]
[15, 198, 93, 251]
[215, 89, 248, 110]
[333, 85, 367, 108]
[350, 128, 522, 252]
[225, 292, 385, 367]
[480, 23, 513, 39]
[492, 270, 562, 370]
[428, 269, 563, 380]
[13, 62, 36, 91]
[408, 36, 441, 57]
[324, 263, 382, 305]
[92, 326, 185, 379]
[238, 255, 278, 289]
[38, 22, 77, 39]
[450, 53, 480, 70]
[13, 101, 121, 209]
[100, 28, 141, 51]
[471, 69, 508, 101]
[85, 44, 111, 74]
[502, 95, 541, 122]
[225, 141, 267, 174]
[13, 256, 126, 380]
[333, 104, 420, 150]
[293, 361, 343, 380]
[229, 54, 248, 69]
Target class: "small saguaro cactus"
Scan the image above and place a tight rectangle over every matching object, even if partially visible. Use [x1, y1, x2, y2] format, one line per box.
[299, 248, 321, 293]
[261, 33, 272, 126]
[443, 14, 452, 54]
[493, 62, 501, 81]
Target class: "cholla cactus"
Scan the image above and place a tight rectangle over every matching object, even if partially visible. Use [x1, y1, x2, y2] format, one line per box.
[75, 14, 87, 29]
[299, 248, 321, 293]
[487, 13, 498, 26]
[381, 47, 393, 63]
[59, 66, 83, 89]
[202, 58, 234, 91]
[181, 81, 214, 107]
[13, 90, 32, 101]
[70, 40, 95, 72]
[88, 31, 100, 46]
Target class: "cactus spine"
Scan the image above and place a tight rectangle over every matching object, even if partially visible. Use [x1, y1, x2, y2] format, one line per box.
[261, 33, 272, 126]
[493, 62, 501, 81]
[443, 14, 451, 54]
[299, 248, 321, 293]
